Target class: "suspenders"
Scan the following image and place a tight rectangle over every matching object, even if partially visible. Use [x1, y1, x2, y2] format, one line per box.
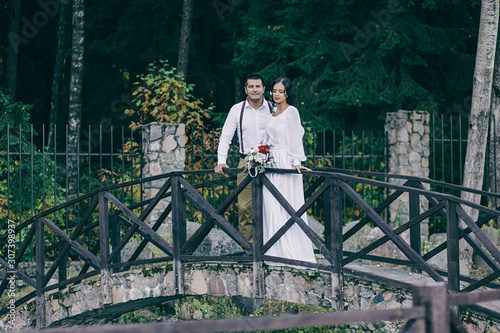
[239, 100, 273, 153]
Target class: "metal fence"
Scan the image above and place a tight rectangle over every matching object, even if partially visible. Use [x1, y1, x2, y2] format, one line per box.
[1, 114, 499, 234]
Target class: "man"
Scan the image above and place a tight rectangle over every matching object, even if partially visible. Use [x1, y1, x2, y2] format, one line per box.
[214, 74, 273, 244]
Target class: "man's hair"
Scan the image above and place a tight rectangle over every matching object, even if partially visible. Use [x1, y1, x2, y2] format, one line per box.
[245, 74, 264, 87]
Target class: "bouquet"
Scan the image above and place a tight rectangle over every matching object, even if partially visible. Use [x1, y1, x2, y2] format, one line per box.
[244, 144, 274, 177]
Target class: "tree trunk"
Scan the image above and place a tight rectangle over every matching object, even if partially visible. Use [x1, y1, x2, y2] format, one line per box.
[48, 0, 71, 148]
[177, 0, 193, 78]
[67, 0, 85, 198]
[233, 32, 243, 103]
[461, 0, 499, 260]
[6, 0, 21, 102]
[490, 29, 500, 203]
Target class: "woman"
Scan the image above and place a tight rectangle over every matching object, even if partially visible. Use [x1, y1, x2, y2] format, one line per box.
[262, 77, 316, 266]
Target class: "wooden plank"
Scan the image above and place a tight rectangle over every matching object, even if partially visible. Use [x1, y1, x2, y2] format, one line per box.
[330, 178, 343, 310]
[35, 218, 46, 328]
[446, 200, 460, 292]
[30, 306, 425, 333]
[448, 289, 500, 306]
[408, 181, 421, 272]
[171, 176, 185, 295]
[339, 181, 444, 282]
[413, 282, 449, 333]
[252, 175, 264, 298]
[99, 192, 110, 269]
[343, 251, 412, 266]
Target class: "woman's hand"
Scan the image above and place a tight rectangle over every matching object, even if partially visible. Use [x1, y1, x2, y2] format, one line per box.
[295, 165, 311, 174]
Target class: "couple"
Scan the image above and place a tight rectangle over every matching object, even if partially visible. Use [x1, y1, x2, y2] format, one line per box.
[214, 74, 316, 266]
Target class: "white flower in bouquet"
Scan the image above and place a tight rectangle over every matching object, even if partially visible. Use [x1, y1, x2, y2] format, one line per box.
[244, 144, 274, 177]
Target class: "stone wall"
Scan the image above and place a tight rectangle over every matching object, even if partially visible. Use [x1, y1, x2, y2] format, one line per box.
[385, 110, 430, 242]
[141, 122, 185, 241]
[13, 263, 413, 329]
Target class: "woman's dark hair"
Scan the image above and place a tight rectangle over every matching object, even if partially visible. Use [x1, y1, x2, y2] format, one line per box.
[272, 77, 295, 105]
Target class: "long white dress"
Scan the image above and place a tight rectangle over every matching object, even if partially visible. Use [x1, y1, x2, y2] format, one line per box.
[262, 106, 316, 265]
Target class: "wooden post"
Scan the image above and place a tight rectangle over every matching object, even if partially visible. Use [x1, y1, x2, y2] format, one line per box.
[171, 174, 186, 295]
[324, 177, 343, 310]
[58, 251, 67, 290]
[409, 181, 421, 272]
[446, 200, 460, 292]
[412, 283, 449, 333]
[252, 174, 264, 299]
[98, 191, 112, 305]
[35, 218, 46, 329]
[110, 216, 121, 273]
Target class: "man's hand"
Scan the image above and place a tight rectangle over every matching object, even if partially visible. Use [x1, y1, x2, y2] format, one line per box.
[215, 163, 229, 176]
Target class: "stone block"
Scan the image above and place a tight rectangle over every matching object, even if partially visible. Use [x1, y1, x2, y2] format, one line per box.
[191, 270, 208, 295]
[208, 277, 226, 296]
[162, 135, 177, 151]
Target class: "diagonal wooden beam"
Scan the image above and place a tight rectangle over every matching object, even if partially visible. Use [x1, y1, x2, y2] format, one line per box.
[181, 175, 251, 255]
[343, 201, 446, 265]
[104, 192, 174, 256]
[42, 196, 99, 286]
[456, 204, 500, 266]
[178, 177, 252, 252]
[40, 217, 100, 269]
[339, 181, 443, 282]
[260, 175, 331, 261]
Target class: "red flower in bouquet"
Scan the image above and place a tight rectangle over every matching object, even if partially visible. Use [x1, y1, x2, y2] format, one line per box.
[258, 144, 270, 155]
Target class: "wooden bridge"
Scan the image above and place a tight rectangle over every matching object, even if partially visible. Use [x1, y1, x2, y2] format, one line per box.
[1, 168, 500, 331]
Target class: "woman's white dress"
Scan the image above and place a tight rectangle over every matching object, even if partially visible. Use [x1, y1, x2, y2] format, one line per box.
[262, 106, 316, 265]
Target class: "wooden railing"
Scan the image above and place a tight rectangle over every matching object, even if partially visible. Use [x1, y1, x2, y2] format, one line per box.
[0, 168, 499, 329]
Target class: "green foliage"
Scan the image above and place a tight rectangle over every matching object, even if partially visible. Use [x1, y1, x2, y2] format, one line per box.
[233, 0, 478, 132]
[0, 92, 65, 221]
[125, 60, 214, 131]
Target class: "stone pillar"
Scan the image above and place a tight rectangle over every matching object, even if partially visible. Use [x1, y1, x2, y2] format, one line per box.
[141, 122, 186, 244]
[385, 111, 430, 241]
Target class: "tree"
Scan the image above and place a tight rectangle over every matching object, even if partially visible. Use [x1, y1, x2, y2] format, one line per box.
[48, 0, 71, 148]
[177, 0, 193, 78]
[67, 0, 85, 198]
[461, 0, 498, 260]
[233, 0, 479, 132]
[5, 0, 21, 102]
[490, 27, 500, 200]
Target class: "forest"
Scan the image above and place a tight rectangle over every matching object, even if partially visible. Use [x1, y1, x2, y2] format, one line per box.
[0, 0, 481, 137]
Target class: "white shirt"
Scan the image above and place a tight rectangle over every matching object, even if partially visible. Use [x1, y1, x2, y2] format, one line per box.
[217, 98, 273, 165]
